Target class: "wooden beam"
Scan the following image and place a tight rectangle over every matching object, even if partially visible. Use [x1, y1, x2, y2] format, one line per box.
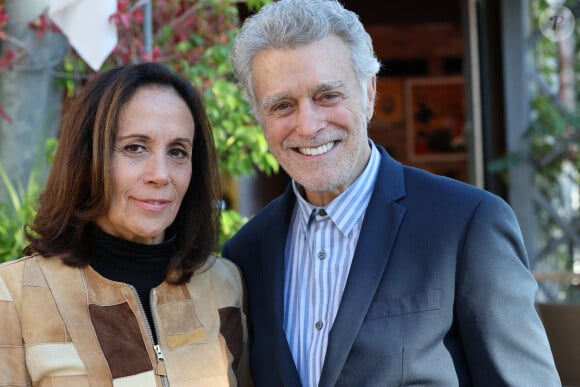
[534, 272, 580, 283]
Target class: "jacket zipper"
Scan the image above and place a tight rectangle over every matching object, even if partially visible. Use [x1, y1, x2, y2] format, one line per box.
[153, 343, 167, 380]
[129, 285, 169, 387]
[150, 288, 169, 387]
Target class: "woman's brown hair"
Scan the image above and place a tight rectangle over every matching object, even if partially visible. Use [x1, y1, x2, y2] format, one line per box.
[24, 62, 221, 284]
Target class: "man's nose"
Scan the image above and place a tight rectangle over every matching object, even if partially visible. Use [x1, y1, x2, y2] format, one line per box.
[294, 102, 323, 137]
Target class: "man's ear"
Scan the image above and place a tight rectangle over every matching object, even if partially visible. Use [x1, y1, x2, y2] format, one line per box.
[366, 75, 377, 122]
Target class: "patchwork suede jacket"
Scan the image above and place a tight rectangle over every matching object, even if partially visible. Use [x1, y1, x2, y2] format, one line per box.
[0, 254, 250, 387]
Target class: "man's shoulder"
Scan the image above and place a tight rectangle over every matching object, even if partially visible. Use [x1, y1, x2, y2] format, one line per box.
[402, 164, 489, 197]
[397, 164, 514, 218]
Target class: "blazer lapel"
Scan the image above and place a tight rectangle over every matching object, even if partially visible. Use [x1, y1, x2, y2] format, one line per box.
[262, 187, 303, 386]
[319, 148, 407, 387]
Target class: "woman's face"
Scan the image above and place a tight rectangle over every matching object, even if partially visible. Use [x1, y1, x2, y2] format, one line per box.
[95, 86, 194, 244]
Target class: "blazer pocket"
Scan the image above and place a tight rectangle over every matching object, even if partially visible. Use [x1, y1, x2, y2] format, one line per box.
[368, 288, 441, 320]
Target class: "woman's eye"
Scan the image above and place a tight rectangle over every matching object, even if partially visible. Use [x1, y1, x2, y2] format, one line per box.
[125, 144, 146, 153]
[169, 148, 189, 159]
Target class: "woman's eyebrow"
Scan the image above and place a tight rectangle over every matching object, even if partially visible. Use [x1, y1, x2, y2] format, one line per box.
[116, 134, 193, 146]
[116, 134, 150, 141]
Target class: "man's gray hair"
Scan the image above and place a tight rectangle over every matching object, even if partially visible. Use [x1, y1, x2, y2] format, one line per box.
[231, 0, 381, 111]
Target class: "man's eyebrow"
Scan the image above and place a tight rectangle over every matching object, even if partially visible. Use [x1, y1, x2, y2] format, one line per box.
[317, 81, 344, 92]
[261, 93, 287, 110]
[260, 81, 345, 110]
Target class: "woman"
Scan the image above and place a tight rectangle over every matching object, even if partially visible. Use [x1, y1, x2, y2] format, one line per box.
[0, 63, 250, 386]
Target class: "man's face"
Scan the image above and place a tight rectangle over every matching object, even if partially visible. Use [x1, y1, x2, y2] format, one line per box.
[251, 36, 376, 206]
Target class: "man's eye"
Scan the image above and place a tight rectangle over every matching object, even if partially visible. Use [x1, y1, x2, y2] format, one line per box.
[321, 93, 339, 101]
[273, 102, 290, 111]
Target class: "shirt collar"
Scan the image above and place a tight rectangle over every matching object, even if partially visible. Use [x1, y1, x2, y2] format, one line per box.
[292, 140, 381, 236]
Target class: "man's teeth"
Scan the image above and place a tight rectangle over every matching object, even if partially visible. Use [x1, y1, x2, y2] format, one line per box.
[298, 142, 334, 156]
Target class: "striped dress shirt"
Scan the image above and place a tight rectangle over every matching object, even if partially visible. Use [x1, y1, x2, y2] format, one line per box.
[283, 141, 381, 387]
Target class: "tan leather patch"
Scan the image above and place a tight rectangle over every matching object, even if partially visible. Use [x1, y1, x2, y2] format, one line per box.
[22, 258, 48, 288]
[22, 286, 70, 343]
[0, 276, 13, 302]
[166, 327, 207, 348]
[0, 346, 29, 385]
[0, 301, 22, 346]
[155, 283, 190, 304]
[89, 302, 152, 378]
[25, 343, 85, 381]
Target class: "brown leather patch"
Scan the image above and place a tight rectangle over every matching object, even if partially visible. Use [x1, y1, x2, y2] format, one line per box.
[89, 302, 152, 378]
[22, 258, 48, 287]
[219, 306, 242, 370]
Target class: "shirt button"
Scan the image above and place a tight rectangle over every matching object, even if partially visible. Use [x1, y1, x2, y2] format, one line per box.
[317, 251, 327, 260]
[315, 321, 324, 330]
[319, 209, 327, 217]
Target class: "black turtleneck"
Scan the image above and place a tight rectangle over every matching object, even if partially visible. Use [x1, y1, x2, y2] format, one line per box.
[90, 227, 175, 337]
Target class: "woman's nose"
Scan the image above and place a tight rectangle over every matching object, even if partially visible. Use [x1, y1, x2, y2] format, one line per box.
[144, 152, 171, 185]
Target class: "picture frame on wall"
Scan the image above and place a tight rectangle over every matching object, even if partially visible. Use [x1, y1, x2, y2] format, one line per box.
[405, 76, 467, 162]
[374, 78, 404, 124]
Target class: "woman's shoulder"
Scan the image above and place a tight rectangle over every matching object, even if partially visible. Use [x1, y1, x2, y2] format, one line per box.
[187, 255, 244, 303]
[0, 255, 43, 301]
[0, 255, 77, 288]
[194, 255, 240, 279]
[0, 254, 40, 274]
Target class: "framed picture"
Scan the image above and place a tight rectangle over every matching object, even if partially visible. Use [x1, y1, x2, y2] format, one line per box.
[374, 78, 404, 124]
[405, 76, 466, 161]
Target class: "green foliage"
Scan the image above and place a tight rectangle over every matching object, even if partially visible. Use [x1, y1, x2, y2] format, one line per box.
[0, 166, 39, 262]
[169, 28, 278, 176]
[208, 77, 279, 176]
[72, 0, 277, 182]
[0, 138, 57, 262]
[220, 209, 248, 251]
[528, 2, 580, 276]
[528, 94, 580, 301]
[0, 0, 275, 260]
[490, 0, 580, 300]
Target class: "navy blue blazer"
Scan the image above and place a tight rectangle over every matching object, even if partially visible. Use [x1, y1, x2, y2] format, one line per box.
[223, 146, 560, 386]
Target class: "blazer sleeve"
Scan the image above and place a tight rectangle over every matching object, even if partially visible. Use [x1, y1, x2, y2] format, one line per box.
[455, 193, 560, 385]
[0, 260, 32, 386]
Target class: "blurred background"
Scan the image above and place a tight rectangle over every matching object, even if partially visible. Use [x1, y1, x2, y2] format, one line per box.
[0, 0, 578, 381]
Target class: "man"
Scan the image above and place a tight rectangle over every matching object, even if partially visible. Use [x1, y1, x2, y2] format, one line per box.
[222, 0, 561, 386]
